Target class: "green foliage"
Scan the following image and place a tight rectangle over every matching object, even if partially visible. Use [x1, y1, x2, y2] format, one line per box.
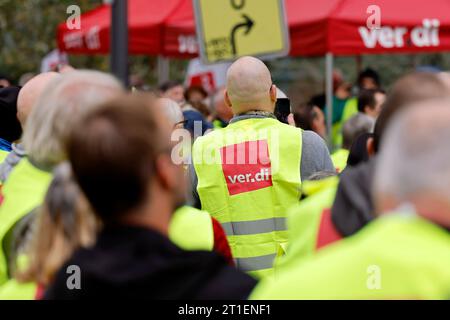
[0, 0, 104, 82]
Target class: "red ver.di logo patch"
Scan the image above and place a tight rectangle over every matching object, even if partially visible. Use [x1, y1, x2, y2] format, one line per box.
[220, 139, 272, 195]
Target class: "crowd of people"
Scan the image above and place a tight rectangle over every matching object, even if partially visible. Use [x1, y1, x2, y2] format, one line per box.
[0, 55, 449, 299]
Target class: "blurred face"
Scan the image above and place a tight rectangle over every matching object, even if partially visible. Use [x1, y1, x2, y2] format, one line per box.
[365, 92, 386, 119]
[311, 106, 327, 138]
[373, 92, 386, 117]
[188, 90, 206, 104]
[156, 117, 187, 209]
[0, 79, 10, 88]
[164, 85, 185, 105]
[360, 77, 378, 90]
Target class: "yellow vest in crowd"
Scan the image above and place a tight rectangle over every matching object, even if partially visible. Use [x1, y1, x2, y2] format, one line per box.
[193, 117, 302, 279]
[252, 214, 450, 299]
[0, 205, 215, 300]
[0, 158, 52, 285]
[276, 176, 339, 271]
[331, 148, 349, 173]
[169, 206, 214, 251]
[332, 98, 358, 149]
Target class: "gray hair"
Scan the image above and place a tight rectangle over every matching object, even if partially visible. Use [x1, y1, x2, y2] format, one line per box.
[22, 70, 124, 169]
[342, 113, 375, 149]
[158, 98, 183, 126]
[374, 99, 450, 204]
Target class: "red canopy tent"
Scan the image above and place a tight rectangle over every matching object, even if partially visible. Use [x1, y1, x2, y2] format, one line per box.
[57, 0, 450, 141]
[58, 0, 450, 57]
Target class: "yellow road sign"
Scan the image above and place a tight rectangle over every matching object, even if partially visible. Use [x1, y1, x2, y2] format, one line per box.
[193, 0, 290, 63]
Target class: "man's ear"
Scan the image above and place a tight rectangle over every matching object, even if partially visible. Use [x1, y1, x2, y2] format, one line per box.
[366, 137, 376, 157]
[270, 84, 277, 103]
[155, 155, 177, 191]
[287, 113, 295, 126]
[224, 90, 232, 108]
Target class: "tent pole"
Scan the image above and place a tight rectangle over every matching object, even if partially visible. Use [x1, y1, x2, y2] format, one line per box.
[157, 56, 170, 85]
[110, 0, 129, 87]
[325, 52, 334, 149]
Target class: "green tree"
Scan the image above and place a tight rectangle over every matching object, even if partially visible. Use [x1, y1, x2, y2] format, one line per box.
[0, 0, 104, 82]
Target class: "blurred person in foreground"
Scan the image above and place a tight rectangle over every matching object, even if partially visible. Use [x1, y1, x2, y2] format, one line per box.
[45, 94, 256, 300]
[275, 72, 450, 269]
[191, 56, 334, 279]
[156, 98, 233, 263]
[252, 100, 450, 299]
[0, 71, 123, 294]
[0, 72, 59, 182]
[0, 163, 98, 299]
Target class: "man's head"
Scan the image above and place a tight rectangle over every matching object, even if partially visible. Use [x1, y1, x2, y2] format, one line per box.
[372, 72, 449, 153]
[67, 94, 185, 232]
[184, 86, 208, 104]
[357, 89, 386, 119]
[357, 68, 380, 90]
[374, 100, 450, 228]
[293, 103, 326, 139]
[225, 56, 277, 115]
[0, 74, 11, 88]
[342, 114, 374, 150]
[156, 98, 184, 129]
[22, 70, 124, 169]
[159, 81, 185, 105]
[17, 72, 60, 127]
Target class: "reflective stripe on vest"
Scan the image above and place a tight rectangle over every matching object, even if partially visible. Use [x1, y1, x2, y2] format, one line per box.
[193, 118, 302, 279]
[236, 253, 277, 272]
[221, 217, 287, 236]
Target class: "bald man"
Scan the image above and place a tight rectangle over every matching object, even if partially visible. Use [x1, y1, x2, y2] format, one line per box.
[0, 72, 60, 182]
[190, 56, 333, 279]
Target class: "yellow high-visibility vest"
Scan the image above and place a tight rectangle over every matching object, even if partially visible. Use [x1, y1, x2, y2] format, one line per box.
[252, 214, 450, 299]
[276, 176, 339, 272]
[169, 206, 214, 251]
[331, 148, 349, 173]
[0, 158, 52, 285]
[193, 117, 302, 279]
[0, 279, 36, 300]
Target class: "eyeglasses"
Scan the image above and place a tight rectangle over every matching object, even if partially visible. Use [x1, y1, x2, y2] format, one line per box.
[174, 120, 187, 129]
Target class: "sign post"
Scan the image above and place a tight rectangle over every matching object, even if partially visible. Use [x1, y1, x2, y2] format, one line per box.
[193, 0, 290, 63]
[110, 0, 129, 87]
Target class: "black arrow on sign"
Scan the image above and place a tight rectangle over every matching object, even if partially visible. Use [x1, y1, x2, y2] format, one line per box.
[230, 14, 255, 55]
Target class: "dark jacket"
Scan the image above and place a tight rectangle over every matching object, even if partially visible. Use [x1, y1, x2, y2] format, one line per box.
[331, 157, 376, 237]
[44, 225, 256, 300]
[0, 86, 22, 143]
